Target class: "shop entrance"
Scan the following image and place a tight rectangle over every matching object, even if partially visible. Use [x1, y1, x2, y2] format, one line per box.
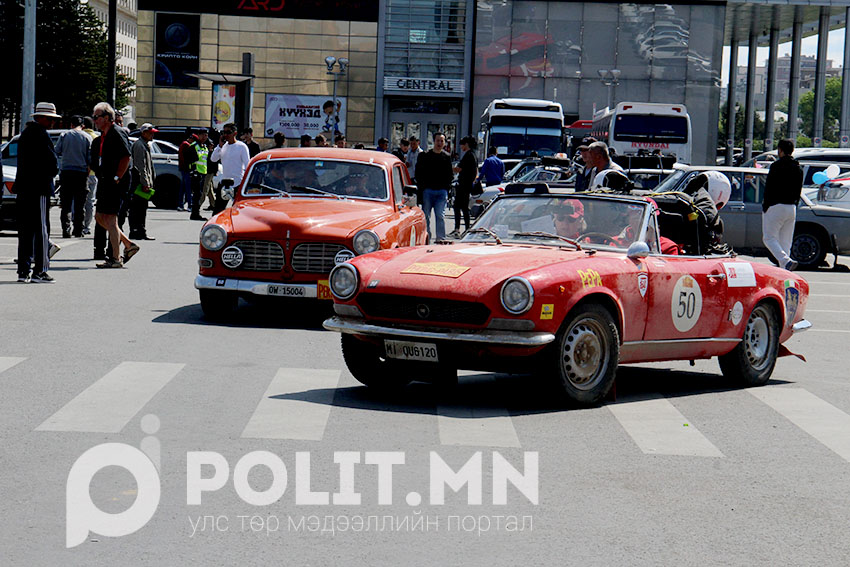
[388, 113, 460, 156]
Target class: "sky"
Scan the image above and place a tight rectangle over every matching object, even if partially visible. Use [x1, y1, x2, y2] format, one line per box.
[720, 28, 847, 87]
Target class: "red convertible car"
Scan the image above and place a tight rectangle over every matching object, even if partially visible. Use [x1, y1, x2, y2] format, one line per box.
[195, 148, 427, 318]
[324, 188, 811, 405]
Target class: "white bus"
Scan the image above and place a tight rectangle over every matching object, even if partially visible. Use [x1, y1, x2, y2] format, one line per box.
[590, 102, 692, 164]
[479, 98, 566, 163]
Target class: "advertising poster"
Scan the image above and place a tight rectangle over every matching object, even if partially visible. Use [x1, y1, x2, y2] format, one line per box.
[154, 13, 200, 88]
[264, 95, 347, 138]
[211, 84, 237, 131]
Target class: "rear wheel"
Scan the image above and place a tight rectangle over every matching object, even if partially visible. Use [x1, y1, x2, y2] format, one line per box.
[551, 303, 619, 405]
[341, 334, 411, 390]
[791, 229, 827, 269]
[718, 302, 780, 386]
[199, 289, 238, 320]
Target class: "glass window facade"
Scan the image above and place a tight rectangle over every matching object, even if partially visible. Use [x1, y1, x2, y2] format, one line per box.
[473, 1, 724, 165]
[385, 0, 468, 78]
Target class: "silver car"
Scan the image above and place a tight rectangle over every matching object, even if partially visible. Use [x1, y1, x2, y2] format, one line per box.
[653, 164, 850, 269]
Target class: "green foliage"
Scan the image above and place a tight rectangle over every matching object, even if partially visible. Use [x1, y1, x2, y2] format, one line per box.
[798, 76, 843, 142]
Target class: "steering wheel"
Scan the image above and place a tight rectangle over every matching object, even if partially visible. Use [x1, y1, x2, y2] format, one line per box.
[576, 232, 617, 246]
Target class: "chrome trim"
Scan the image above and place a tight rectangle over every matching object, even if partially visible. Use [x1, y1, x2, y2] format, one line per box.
[487, 318, 536, 331]
[333, 304, 364, 317]
[194, 275, 317, 298]
[329, 263, 359, 300]
[322, 316, 556, 346]
[500, 276, 534, 315]
[792, 319, 812, 333]
[622, 338, 741, 346]
[291, 242, 350, 273]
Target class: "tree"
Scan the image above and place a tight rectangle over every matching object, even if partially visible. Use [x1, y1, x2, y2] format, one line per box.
[798, 76, 843, 143]
[0, 0, 133, 131]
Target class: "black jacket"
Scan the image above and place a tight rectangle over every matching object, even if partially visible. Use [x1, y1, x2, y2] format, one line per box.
[414, 150, 453, 191]
[456, 150, 478, 194]
[14, 122, 58, 198]
[763, 155, 803, 212]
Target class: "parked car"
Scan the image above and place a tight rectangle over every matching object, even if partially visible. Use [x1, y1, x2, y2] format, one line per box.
[743, 148, 850, 169]
[807, 176, 850, 209]
[1, 163, 16, 231]
[128, 126, 220, 149]
[195, 148, 428, 319]
[652, 164, 850, 268]
[324, 189, 810, 405]
[471, 160, 575, 217]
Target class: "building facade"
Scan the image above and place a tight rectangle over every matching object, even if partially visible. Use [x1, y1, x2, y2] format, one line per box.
[91, 0, 139, 87]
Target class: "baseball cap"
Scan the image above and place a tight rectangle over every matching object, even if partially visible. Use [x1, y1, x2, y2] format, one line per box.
[553, 199, 584, 220]
[577, 136, 597, 151]
[139, 123, 159, 132]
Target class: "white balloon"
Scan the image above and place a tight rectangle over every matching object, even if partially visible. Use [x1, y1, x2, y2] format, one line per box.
[826, 164, 840, 179]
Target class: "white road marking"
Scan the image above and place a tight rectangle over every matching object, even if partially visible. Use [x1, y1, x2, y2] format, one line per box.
[809, 294, 850, 298]
[807, 329, 850, 333]
[749, 388, 850, 463]
[0, 357, 26, 374]
[437, 374, 520, 448]
[608, 395, 724, 457]
[804, 310, 850, 313]
[36, 362, 184, 433]
[242, 368, 340, 440]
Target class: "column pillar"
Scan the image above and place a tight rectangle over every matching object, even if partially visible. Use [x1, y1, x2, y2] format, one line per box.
[812, 6, 830, 147]
[788, 7, 803, 143]
[840, 8, 850, 148]
[726, 37, 739, 165]
[743, 8, 759, 162]
[763, 12, 779, 151]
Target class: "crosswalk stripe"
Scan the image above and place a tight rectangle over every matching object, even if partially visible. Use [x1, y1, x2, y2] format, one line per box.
[241, 368, 340, 441]
[437, 374, 521, 448]
[608, 395, 724, 457]
[0, 357, 26, 374]
[748, 387, 850, 463]
[35, 362, 184, 433]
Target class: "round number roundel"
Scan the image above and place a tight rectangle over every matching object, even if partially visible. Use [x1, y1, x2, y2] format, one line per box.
[671, 275, 703, 333]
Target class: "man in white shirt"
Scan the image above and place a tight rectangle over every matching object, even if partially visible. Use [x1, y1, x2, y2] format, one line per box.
[587, 141, 624, 189]
[211, 123, 251, 191]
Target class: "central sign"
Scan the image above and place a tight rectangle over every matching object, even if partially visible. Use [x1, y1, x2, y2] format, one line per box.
[384, 77, 465, 94]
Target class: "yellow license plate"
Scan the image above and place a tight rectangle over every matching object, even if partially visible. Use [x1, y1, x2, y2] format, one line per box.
[317, 279, 332, 300]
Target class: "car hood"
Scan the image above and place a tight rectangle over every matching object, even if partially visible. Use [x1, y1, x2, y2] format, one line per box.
[354, 242, 589, 296]
[806, 202, 850, 217]
[228, 197, 392, 239]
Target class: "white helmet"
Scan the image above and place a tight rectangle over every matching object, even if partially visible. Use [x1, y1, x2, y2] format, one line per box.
[593, 169, 631, 191]
[704, 170, 732, 210]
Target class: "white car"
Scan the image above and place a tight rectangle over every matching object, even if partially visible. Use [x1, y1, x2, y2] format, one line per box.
[807, 176, 850, 209]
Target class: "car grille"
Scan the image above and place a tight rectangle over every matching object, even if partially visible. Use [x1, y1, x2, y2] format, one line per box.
[231, 240, 285, 271]
[357, 294, 491, 325]
[291, 243, 348, 273]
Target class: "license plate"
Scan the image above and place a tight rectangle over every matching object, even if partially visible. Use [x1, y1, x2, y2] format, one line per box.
[267, 284, 306, 297]
[384, 340, 439, 362]
[317, 279, 332, 300]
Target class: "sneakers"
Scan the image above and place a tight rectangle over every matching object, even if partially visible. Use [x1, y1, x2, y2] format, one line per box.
[123, 243, 140, 264]
[31, 272, 55, 283]
[96, 258, 124, 269]
[82, 228, 91, 235]
[17, 274, 30, 283]
[785, 260, 799, 272]
[48, 243, 61, 259]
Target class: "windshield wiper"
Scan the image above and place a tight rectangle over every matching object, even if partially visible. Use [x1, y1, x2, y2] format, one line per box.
[466, 227, 503, 245]
[514, 231, 582, 250]
[246, 182, 291, 198]
[288, 185, 342, 199]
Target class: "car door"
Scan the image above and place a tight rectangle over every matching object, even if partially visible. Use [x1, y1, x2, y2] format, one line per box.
[741, 171, 768, 246]
[392, 164, 419, 246]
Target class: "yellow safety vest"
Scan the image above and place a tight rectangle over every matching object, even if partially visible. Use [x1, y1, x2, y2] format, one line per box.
[191, 141, 209, 175]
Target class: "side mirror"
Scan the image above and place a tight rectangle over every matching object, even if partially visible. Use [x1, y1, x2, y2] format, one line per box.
[627, 241, 650, 259]
[403, 184, 417, 196]
[220, 178, 235, 201]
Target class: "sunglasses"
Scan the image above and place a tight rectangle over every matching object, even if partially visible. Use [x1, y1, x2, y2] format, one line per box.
[555, 214, 579, 222]
[222, 130, 234, 135]
[92, 113, 107, 119]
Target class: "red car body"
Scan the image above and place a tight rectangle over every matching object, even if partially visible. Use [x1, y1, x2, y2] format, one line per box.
[324, 191, 811, 404]
[195, 148, 427, 318]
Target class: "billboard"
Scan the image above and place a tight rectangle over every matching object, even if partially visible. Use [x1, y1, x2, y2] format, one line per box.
[211, 84, 237, 131]
[139, 1, 378, 22]
[264, 95, 347, 139]
[154, 13, 200, 88]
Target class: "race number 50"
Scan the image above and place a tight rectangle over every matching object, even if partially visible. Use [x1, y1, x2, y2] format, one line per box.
[671, 275, 703, 333]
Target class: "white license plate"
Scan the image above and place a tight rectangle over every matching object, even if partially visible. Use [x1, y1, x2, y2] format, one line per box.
[384, 340, 439, 362]
[267, 284, 306, 297]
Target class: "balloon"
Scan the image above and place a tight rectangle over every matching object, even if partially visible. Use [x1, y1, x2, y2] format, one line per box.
[825, 164, 840, 179]
[812, 171, 828, 185]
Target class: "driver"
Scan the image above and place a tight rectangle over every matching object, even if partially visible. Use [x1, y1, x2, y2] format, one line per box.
[552, 199, 585, 239]
[282, 162, 319, 190]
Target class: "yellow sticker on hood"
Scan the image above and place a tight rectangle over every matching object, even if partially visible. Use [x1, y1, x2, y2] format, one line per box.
[401, 262, 470, 278]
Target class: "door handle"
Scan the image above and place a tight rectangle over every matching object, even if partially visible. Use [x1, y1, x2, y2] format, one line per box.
[707, 273, 727, 280]
[728, 205, 745, 210]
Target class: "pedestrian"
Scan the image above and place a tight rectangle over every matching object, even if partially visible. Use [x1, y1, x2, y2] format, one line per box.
[477, 146, 505, 187]
[273, 132, 286, 148]
[177, 127, 194, 211]
[353, 143, 365, 149]
[406, 136, 423, 177]
[114, 111, 130, 134]
[186, 128, 211, 221]
[588, 142, 624, 189]
[54, 115, 92, 238]
[415, 132, 453, 242]
[314, 134, 329, 147]
[128, 123, 157, 240]
[450, 136, 478, 236]
[392, 138, 409, 161]
[573, 138, 596, 192]
[762, 138, 804, 271]
[334, 134, 346, 148]
[91, 101, 138, 268]
[82, 116, 99, 235]
[211, 123, 251, 206]
[242, 127, 261, 157]
[201, 133, 219, 211]
[15, 102, 60, 283]
[300, 134, 313, 147]
[376, 137, 389, 152]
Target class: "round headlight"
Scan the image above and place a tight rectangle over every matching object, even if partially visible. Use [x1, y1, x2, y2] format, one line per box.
[200, 224, 228, 251]
[500, 277, 534, 315]
[329, 263, 359, 300]
[352, 229, 380, 255]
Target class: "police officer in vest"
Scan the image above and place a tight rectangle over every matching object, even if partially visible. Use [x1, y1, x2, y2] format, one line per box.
[187, 128, 209, 221]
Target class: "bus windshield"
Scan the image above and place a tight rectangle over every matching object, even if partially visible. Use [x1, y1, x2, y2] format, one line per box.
[490, 130, 561, 158]
[613, 115, 689, 143]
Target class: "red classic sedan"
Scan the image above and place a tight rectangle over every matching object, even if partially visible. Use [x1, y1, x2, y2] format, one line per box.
[195, 148, 427, 319]
[324, 189, 811, 405]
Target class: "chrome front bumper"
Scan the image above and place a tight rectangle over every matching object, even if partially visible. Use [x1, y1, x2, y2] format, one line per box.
[322, 316, 556, 346]
[194, 275, 318, 298]
[792, 319, 812, 333]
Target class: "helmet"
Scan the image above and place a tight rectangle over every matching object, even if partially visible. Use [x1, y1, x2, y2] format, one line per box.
[704, 171, 732, 210]
[594, 169, 632, 191]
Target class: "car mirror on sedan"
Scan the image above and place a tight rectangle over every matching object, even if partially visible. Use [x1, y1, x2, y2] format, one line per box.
[403, 184, 418, 196]
[627, 241, 650, 259]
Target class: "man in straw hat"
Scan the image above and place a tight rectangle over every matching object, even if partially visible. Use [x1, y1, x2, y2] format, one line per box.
[15, 102, 61, 283]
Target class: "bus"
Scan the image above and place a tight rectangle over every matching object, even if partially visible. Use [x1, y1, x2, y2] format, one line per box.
[590, 102, 692, 164]
[479, 98, 566, 163]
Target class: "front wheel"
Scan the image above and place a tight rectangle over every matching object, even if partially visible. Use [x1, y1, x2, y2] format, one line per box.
[551, 304, 619, 405]
[199, 289, 238, 320]
[341, 334, 410, 390]
[791, 230, 827, 269]
[718, 302, 780, 386]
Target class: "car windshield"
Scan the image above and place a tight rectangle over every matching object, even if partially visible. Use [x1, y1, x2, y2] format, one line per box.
[653, 169, 687, 193]
[242, 159, 388, 200]
[463, 194, 652, 250]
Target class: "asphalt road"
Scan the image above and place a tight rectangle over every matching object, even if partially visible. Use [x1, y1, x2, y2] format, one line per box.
[1, 208, 849, 565]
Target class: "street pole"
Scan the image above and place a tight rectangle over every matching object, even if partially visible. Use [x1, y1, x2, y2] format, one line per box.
[21, 0, 36, 132]
[107, 0, 117, 107]
[331, 75, 338, 132]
